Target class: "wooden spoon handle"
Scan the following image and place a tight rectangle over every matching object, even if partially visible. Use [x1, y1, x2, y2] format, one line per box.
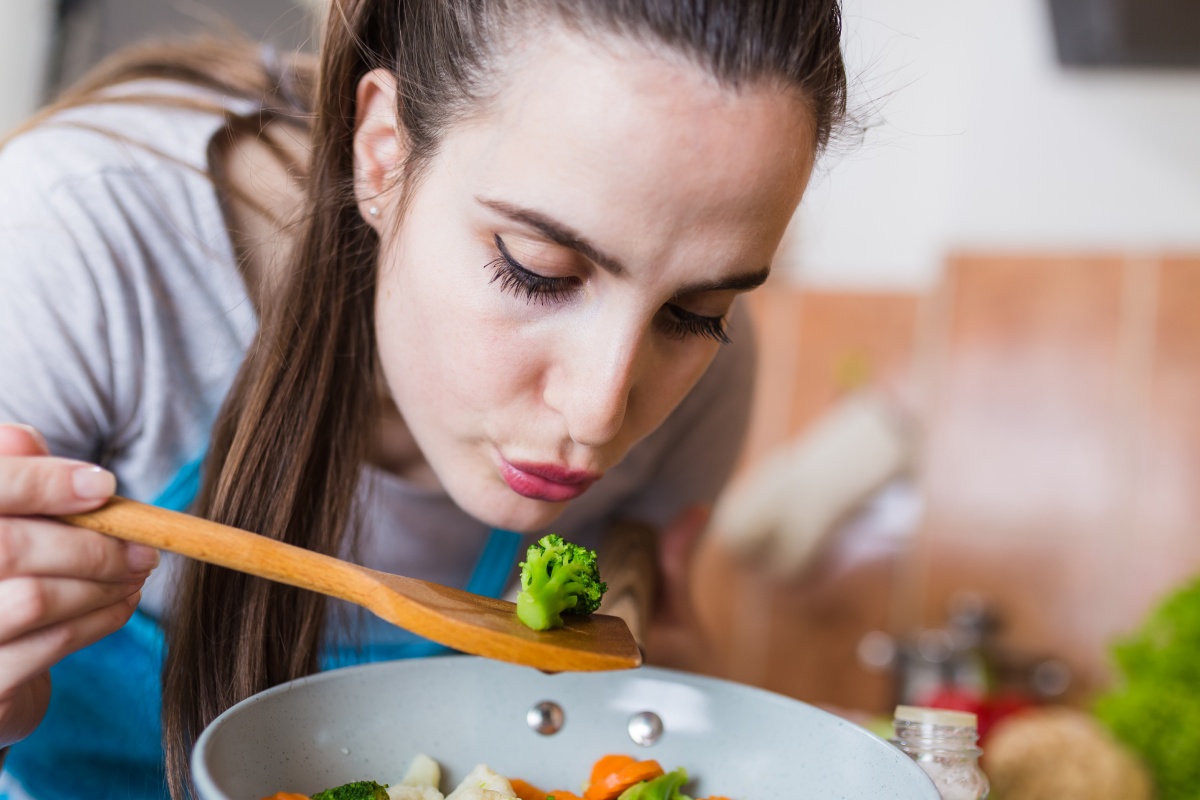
[58, 496, 372, 605]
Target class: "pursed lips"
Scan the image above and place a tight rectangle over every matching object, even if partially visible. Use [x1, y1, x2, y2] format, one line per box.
[498, 457, 602, 502]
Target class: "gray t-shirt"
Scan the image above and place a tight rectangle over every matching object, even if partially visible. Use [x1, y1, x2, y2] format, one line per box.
[0, 82, 755, 635]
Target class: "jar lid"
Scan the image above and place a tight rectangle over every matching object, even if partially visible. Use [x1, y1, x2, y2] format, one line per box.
[894, 705, 978, 728]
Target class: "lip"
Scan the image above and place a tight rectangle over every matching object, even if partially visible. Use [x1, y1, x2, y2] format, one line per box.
[499, 459, 600, 502]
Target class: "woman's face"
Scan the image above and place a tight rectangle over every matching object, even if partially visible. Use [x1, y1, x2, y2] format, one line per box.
[358, 31, 816, 532]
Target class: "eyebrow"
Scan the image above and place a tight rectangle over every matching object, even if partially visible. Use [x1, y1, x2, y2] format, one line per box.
[673, 266, 771, 297]
[477, 196, 773, 294]
[478, 197, 626, 275]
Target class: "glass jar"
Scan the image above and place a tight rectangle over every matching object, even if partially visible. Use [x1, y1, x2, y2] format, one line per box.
[892, 705, 990, 800]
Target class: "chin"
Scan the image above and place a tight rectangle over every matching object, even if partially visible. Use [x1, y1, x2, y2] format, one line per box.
[463, 491, 571, 534]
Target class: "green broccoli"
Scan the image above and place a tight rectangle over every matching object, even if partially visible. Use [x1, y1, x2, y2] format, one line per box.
[617, 768, 692, 800]
[516, 534, 607, 631]
[309, 780, 389, 800]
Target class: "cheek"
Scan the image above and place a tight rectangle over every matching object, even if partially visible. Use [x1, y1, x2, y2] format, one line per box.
[375, 253, 541, 426]
[640, 343, 719, 429]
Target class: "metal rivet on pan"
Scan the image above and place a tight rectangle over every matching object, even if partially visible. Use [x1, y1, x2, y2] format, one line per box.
[627, 711, 663, 746]
[526, 701, 565, 735]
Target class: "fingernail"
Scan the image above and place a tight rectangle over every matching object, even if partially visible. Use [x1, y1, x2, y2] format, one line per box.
[13, 424, 49, 451]
[126, 544, 160, 572]
[72, 466, 116, 499]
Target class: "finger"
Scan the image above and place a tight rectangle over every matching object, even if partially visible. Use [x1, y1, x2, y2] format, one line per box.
[0, 575, 146, 642]
[0, 516, 157, 581]
[0, 592, 139, 697]
[0, 672, 51, 748]
[0, 455, 116, 515]
[0, 425, 50, 457]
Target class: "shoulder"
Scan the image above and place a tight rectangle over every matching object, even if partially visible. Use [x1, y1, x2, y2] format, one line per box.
[0, 82, 256, 455]
[0, 81, 245, 284]
[0, 80, 258, 246]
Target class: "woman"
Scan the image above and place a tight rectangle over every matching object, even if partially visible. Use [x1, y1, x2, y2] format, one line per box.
[0, 1, 848, 798]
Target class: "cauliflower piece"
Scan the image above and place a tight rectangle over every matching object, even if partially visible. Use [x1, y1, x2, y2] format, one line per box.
[401, 754, 442, 789]
[387, 788, 443, 800]
[387, 754, 444, 800]
[439, 792, 512, 800]
[445, 765, 516, 800]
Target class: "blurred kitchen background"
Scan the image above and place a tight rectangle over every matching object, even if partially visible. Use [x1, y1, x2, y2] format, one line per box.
[3, 0, 1200, 790]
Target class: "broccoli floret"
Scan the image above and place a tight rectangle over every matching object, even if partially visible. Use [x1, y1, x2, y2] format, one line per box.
[617, 768, 692, 800]
[310, 780, 389, 800]
[516, 534, 607, 631]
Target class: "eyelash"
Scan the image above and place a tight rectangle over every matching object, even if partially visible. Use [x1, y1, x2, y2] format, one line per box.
[487, 235, 731, 345]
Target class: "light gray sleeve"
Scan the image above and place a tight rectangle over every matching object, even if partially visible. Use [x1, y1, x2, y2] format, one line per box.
[617, 298, 757, 530]
[0, 136, 134, 463]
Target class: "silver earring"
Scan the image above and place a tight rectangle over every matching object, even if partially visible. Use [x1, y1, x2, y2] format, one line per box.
[368, 206, 379, 217]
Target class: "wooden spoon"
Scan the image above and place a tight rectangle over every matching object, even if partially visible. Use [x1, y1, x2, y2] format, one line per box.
[60, 497, 642, 672]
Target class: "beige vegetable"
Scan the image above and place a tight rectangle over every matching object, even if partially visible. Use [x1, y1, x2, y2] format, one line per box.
[445, 765, 516, 800]
[401, 754, 443, 789]
[388, 753, 446, 800]
[984, 707, 1153, 800]
[387, 787, 444, 800]
[439, 792, 513, 800]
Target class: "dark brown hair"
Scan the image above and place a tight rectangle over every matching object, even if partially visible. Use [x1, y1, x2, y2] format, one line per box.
[175, 1, 847, 795]
[18, 2, 848, 797]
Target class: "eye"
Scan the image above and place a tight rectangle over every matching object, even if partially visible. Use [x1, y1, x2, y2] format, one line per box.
[658, 304, 730, 345]
[487, 235, 580, 305]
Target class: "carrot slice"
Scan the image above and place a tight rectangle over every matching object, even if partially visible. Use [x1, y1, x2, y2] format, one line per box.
[547, 792, 586, 800]
[510, 778, 549, 800]
[584, 760, 665, 800]
[589, 754, 636, 787]
[259, 793, 309, 800]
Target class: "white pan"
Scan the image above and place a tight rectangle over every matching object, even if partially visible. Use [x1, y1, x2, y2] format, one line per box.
[192, 656, 939, 799]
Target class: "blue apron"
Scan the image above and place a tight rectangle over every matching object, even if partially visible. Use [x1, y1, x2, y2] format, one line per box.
[2, 453, 523, 800]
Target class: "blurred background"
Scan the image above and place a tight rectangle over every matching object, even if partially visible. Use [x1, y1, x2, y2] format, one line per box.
[2, 0, 1199, 792]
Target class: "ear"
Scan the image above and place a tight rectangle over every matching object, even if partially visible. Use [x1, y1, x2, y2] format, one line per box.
[353, 68, 406, 231]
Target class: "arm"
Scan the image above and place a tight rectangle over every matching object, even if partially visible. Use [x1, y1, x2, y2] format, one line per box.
[0, 136, 150, 753]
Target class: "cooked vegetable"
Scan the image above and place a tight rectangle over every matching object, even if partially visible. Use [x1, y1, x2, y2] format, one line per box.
[445, 764, 517, 800]
[515, 534, 607, 631]
[1095, 574, 1200, 800]
[589, 756, 635, 787]
[388, 787, 444, 800]
[508, 779, 548, 800]
[585, 759, 664, 800]
[401, 754, 442, 790]
[613, 768, 689, 800]
[311, 781, 391, 800]
[267, 753, 726, 800]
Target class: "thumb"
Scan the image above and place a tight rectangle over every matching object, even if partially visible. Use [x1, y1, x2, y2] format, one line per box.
[0, 424, 51, 457]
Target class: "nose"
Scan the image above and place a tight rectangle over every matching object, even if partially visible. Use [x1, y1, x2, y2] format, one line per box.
[543, 320, 646, 449]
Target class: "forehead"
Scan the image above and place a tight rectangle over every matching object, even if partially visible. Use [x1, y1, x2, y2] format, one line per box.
[445, 29, 816, 255]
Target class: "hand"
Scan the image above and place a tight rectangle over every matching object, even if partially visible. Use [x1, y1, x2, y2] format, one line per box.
[0, 424, 156, 750]
[642, 505, 712, 671]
